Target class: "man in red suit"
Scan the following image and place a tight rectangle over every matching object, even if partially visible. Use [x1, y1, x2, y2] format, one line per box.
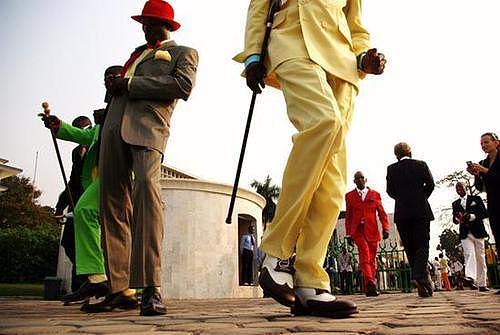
[345, 171, 390, 296]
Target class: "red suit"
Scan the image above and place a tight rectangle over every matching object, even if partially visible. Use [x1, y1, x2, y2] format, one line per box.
[345, 188, 389, 290]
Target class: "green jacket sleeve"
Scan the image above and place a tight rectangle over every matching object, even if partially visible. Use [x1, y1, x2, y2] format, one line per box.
[56, 121, 96, 146]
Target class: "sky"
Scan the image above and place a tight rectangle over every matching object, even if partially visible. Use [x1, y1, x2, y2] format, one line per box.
[0, 1, 498, 253]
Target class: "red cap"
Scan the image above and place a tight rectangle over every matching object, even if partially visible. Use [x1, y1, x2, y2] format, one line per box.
[131, 0, 180, 31]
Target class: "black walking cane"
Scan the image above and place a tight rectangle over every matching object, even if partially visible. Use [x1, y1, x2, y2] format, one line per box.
[225, 0, 282, 224]
[39, 101, 76, 210]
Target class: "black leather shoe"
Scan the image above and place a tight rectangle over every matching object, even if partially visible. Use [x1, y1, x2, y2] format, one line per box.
[258, 255, 295, 307]
[463, 277, 478, 290]
[141, 287, 167, 316]
[81, 291, 138, 313]
[60, 280, 108, 303]
[365, 281, 380, 297]
[479, 286, 490, 292]
[416, 277, 433, 298]
[292, 288, 358, 318]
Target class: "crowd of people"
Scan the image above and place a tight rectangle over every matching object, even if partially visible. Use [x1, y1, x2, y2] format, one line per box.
[39, 0, 498, 320]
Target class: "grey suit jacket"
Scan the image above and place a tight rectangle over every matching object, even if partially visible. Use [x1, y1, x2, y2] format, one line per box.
[116, 40, 199, 153]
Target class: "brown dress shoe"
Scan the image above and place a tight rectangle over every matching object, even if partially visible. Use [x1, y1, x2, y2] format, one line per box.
[292, 288, 358, 318]
[258, 256, 295, 307]
[81, 291, 138, 313]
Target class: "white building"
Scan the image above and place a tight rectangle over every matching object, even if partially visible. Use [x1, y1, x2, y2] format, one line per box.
[0, 158, 23, 192]
[58, 165, 266, 299]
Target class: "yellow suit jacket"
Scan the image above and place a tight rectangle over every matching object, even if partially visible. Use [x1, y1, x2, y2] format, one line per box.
[233, 0, 370, 89]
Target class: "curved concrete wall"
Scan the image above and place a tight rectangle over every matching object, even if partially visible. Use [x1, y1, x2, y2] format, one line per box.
[160, 179, 266, 299]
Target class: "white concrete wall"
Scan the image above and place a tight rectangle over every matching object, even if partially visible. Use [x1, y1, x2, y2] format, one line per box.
[160, 179, 266, 299]
[56, 178, 266, 299]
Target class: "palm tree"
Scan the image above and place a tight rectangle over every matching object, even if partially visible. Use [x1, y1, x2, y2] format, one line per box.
[250, 175, 280, 229]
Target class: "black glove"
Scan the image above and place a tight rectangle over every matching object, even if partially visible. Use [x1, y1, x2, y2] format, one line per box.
[245, 62, 266, 94]
[346, 236, 354, 247]
[382, 230, 389, 240]
[42, 115, 61, 133]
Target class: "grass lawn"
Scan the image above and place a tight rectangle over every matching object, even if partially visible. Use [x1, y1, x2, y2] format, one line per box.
[0, 283, 44, 297]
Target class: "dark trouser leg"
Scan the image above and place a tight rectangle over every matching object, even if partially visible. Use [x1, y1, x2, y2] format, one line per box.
[489, 214, 499, 255]
[346, 271, 353, 294]
[397, 221, 430, 281]
[340, 271, 346, 294]
[61, 219, 83, 291]
[242, 249, 254, 284]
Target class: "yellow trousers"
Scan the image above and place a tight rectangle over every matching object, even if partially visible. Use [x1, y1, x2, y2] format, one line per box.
[260, 57, 356, 290]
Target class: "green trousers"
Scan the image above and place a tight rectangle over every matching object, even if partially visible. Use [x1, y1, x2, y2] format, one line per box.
[73, 179, 105, 275]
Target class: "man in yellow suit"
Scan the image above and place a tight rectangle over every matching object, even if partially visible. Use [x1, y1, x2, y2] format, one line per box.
[234, 0, 386, 318]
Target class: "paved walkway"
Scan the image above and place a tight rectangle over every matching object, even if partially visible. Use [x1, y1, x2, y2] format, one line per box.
[0, 291, 499, 335]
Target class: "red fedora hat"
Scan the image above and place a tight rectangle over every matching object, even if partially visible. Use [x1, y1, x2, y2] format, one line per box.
[131, 0, 181, 31]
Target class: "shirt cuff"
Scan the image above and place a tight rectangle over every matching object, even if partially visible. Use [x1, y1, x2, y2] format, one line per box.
[127, 77, 132, 91]
[244, 54, 261, 68]
[357, 52, 367, 72]
[469, 214, 476, 221]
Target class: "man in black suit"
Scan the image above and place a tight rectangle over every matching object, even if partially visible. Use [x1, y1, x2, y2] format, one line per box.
[386, 142, 435, 297]
[55, 116, 92, 294]
[452, 182, 489, 291]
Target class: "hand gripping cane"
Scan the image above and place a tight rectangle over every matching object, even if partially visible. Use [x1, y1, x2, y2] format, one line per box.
[39, 102, 75, 211]
[225, 0, 282, 224]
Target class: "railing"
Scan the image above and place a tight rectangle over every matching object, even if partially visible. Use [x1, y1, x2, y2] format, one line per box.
[327, 239, 413, 294]
[328, 240, 499, 293]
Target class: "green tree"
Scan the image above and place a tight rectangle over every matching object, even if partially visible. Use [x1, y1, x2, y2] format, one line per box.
[437, 228, 463, 262]
[0, 175, 54, 229]
[251, 175, 280, 228]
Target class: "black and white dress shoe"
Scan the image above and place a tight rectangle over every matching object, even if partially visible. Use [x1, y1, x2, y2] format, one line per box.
[60, 280, 108, 303]
[463, 277, 478, 290]
[258, 255, 295, 307]
[292, 288, 358, 318]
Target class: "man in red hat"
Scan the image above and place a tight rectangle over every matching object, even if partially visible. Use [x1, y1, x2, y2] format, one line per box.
[88, 0, 198, 316]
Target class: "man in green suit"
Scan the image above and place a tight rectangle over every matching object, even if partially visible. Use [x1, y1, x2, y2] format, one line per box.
[42, 66, 139, 311]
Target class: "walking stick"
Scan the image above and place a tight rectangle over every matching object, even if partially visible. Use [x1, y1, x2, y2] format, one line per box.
[39, 101, 76, 210]
[225, 0, 281, 224]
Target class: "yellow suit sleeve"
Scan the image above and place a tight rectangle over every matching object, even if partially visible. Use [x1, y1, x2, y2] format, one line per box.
[344, 0, 370, 56]
[233, 0, 270, 63]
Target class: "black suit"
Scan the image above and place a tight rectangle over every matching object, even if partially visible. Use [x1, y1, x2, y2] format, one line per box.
[452, 195, 489, 240]
[474, 150, 499, 251]
[386, 158, 434, 280]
